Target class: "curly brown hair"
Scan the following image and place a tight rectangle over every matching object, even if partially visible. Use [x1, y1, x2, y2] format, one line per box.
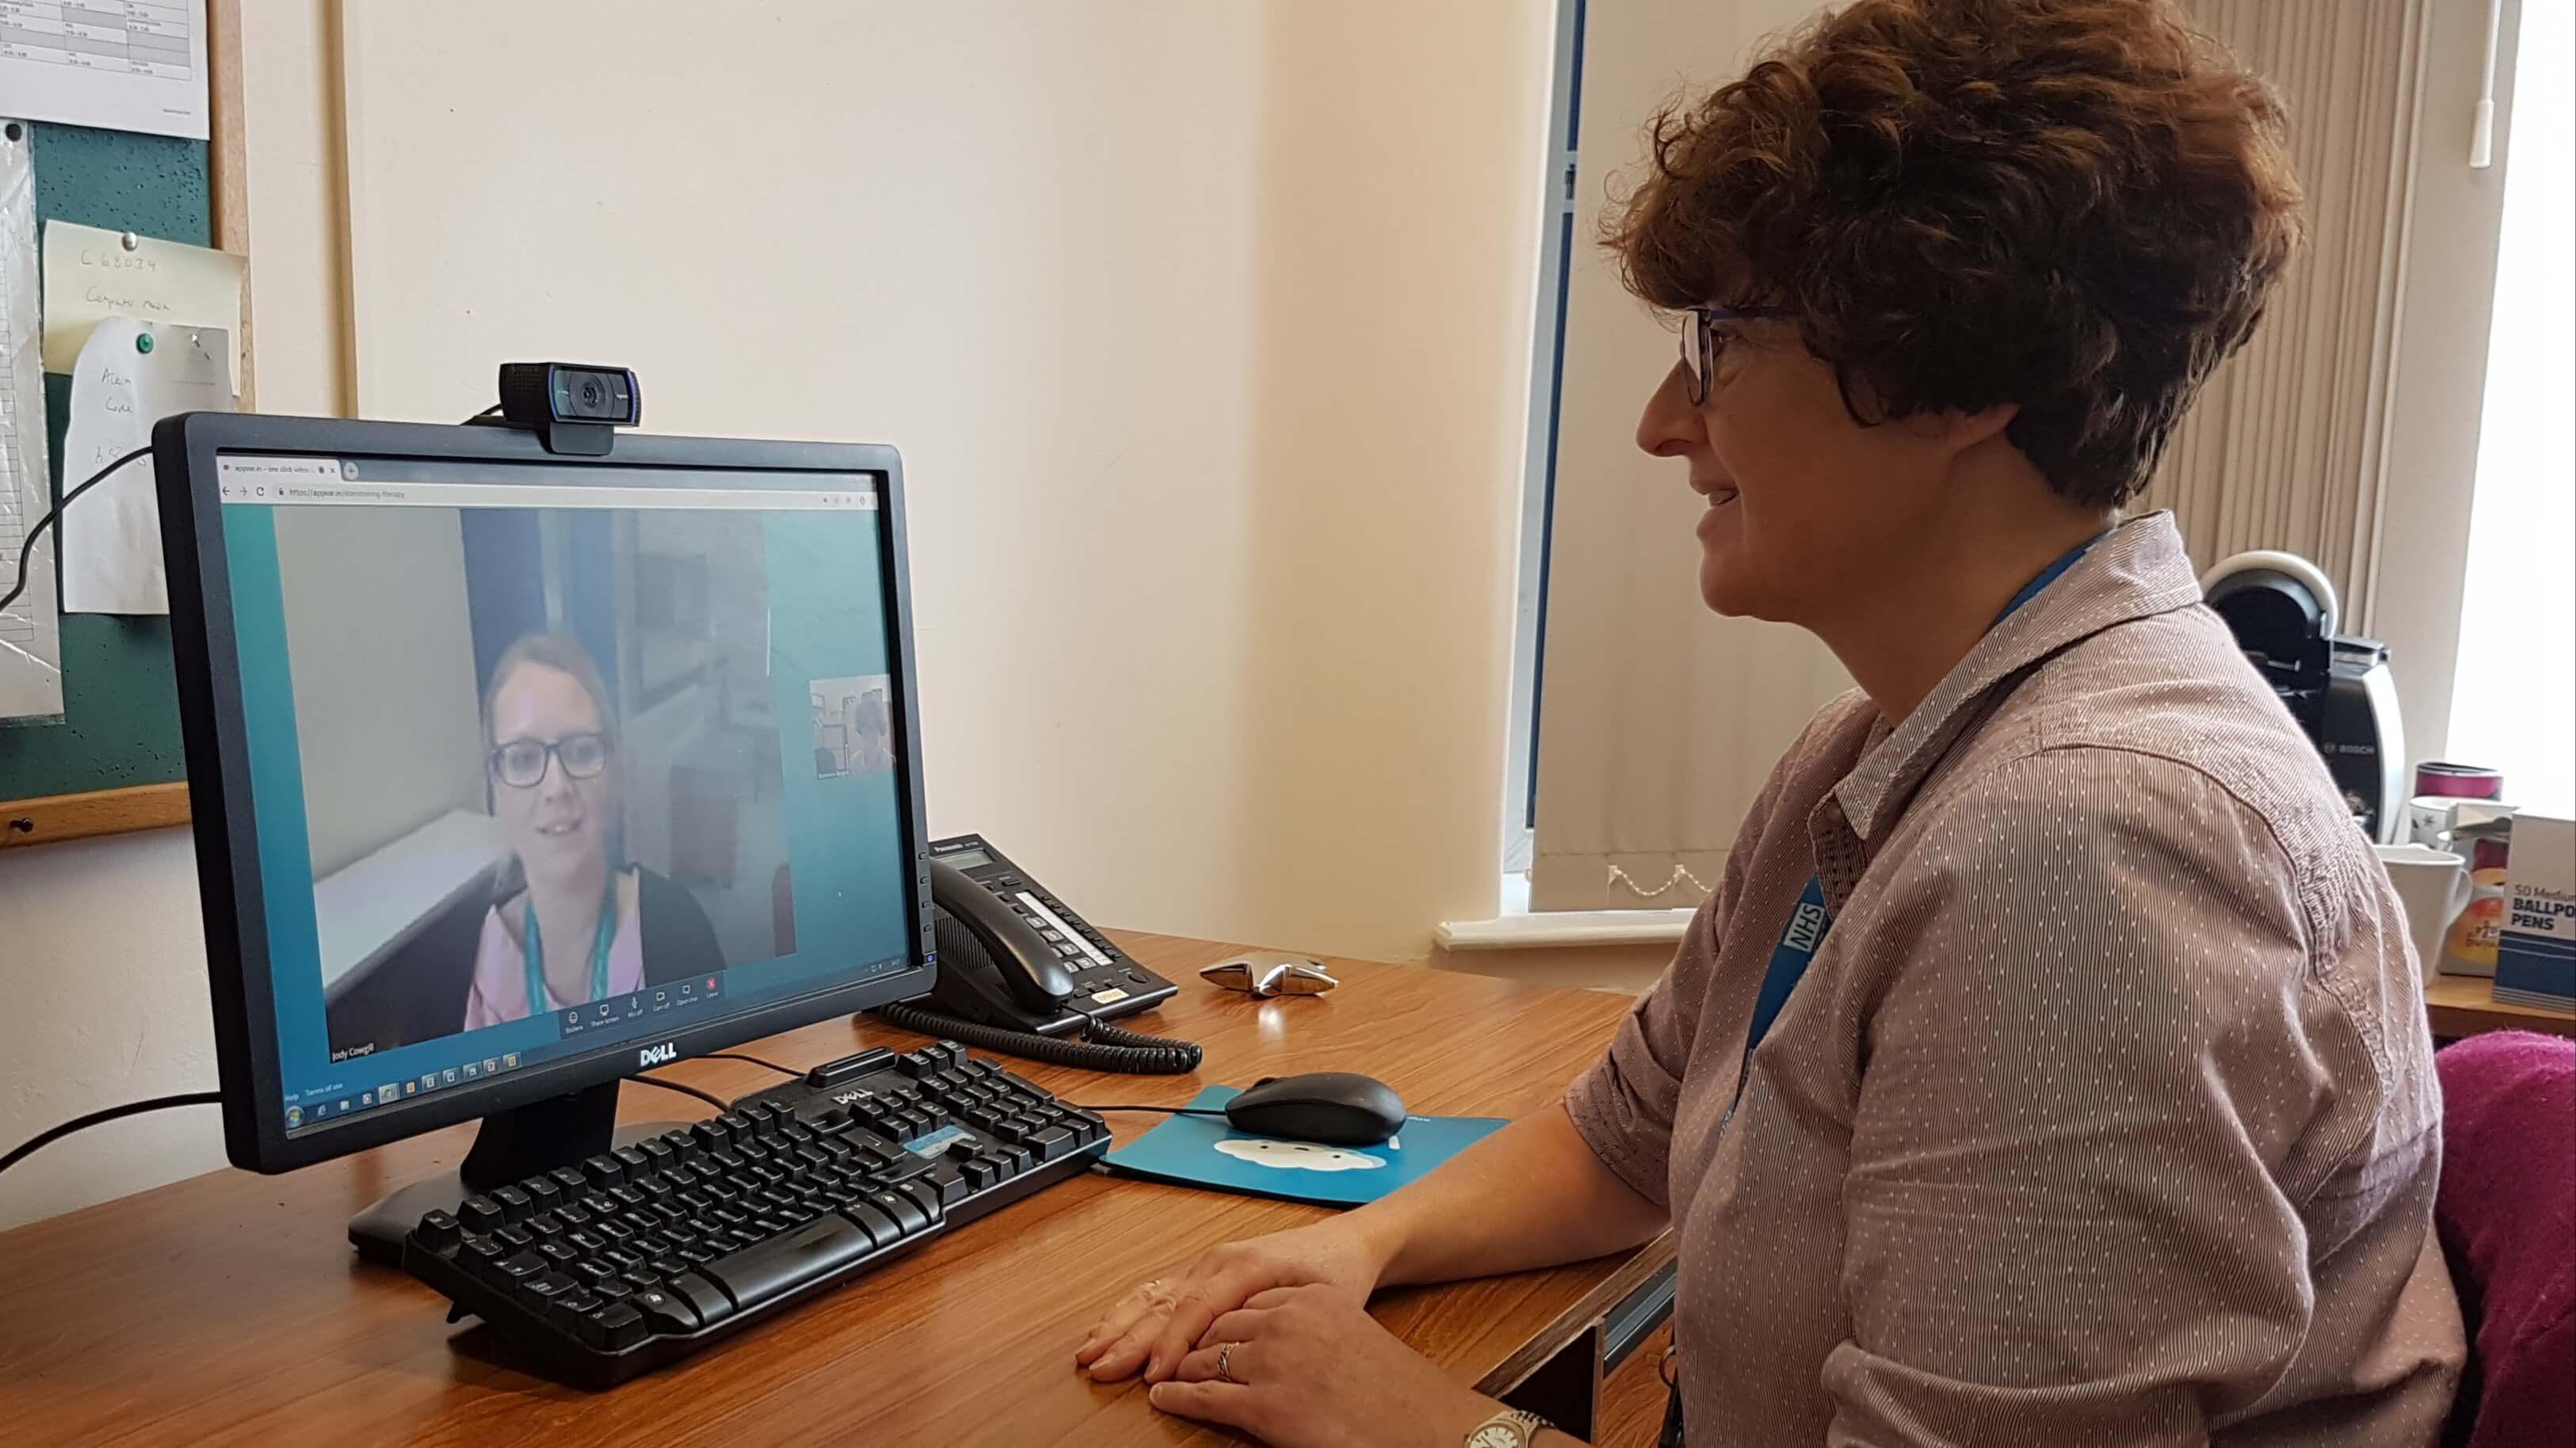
[1606, 0, 2303, 508]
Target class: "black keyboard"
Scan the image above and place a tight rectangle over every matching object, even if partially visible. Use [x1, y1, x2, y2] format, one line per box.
[399, 1042, 1110, 1387]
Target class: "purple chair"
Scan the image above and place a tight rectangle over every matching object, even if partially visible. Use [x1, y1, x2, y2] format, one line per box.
[2435, 1030, 2575, 1448]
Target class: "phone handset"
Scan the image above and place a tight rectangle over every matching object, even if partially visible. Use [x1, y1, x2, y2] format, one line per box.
[870, 857, 1202, 1075]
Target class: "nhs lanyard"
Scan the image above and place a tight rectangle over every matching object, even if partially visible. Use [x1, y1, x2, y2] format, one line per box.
[1737, 537, 2099, 1068]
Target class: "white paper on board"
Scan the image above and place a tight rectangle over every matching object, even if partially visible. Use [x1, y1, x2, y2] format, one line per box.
[0, 3, 210, 141]
[41, 219, 244, 391]
[0, 119, 61, 722]
[59, 318, 232, 615]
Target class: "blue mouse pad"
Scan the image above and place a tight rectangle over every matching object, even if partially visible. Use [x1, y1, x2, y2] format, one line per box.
[1101, 1086, 1508, 1207]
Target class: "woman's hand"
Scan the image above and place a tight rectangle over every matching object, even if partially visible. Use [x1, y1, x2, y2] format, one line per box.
[1148, 1284, 1501, 1448]
[1076, 1220, 1385, 1384]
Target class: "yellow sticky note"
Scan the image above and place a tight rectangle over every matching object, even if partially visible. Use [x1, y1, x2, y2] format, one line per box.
[40, 221, 244, 393]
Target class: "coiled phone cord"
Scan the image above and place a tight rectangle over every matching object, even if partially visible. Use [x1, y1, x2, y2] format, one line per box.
[869, 1001, 1203, 1076]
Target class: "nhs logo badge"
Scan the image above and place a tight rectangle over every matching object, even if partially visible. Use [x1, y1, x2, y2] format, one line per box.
[1784, 901, 1829, 954]
[637, 1041, 679, 1068]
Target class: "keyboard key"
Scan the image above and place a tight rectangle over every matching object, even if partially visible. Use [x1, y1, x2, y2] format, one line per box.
[612, 1147, 653, 1176]
[496, 1225, 535, 1251]
[838, 1198, 906, 1248]
[491, 1185, 533, 1223]
[649, 1257, 695, 1284]
[579, 1302, 647, 1351]
[548, 1292, 601, 1333]
[865, 1189, 929, 1235]
[897, 1179, 945, 1225]
[1028, 1127, 1076, 1162]
[549, 1166, 590, 1195]
[538, 1240, 579, 1267]
[620, 1268, 662, 1292]
[497, 1251, 547, 1281]
[632, 1286, 700, 1333]
[517, 1271, 576, 1308]
[567, 1229, 606, 1252]
[459, 1195, 504, 1233]
[636, 1137, 674, 1168]
[414, 1209, 460, 1251]
[572, 1260, 615, 1287]
[521, 1176, 563, 1210]
[699, 1217, 879, 1310]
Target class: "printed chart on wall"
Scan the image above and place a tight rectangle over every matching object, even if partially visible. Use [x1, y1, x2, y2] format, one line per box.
[0, 119, 59, 722]
[0, 2, 208, 140]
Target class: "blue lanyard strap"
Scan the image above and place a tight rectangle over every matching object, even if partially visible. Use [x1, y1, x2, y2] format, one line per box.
[1742, 533, 2101, 1058]
[522, 871, 620, 1013]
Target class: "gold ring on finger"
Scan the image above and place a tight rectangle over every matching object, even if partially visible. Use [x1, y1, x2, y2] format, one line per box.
[1216, 1342, 1243, 1385]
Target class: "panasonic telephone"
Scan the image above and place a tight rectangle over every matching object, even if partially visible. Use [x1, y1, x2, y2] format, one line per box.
[867, 836, 1200, 1073]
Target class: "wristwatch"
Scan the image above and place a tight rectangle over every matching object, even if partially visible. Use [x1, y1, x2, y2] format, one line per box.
[1465, 1408, 1553, 1447]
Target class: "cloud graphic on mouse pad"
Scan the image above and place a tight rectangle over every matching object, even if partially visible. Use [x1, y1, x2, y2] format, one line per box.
[1214, 1139, 1386, 1172]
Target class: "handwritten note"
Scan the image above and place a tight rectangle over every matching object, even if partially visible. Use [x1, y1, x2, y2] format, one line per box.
[59, 318, 233, 615]
[40, 220, 243, 392]
[0, 120, 61, 722]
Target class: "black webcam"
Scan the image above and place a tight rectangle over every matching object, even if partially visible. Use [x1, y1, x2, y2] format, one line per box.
[484, 362, 643, 455]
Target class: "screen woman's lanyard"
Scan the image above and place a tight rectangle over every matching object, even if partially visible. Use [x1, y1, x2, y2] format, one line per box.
[524, 871, 620, 1012]
[1660, 534, 2098, 1448]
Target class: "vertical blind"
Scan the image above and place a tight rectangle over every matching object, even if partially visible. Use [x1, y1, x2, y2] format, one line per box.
[1532, 0, 2447, 913]
[2148, 0, 2435, 637]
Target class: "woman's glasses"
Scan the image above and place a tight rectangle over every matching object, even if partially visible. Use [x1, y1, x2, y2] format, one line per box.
[1681, 306, 1792, 406]
[489, 734, 613, 789]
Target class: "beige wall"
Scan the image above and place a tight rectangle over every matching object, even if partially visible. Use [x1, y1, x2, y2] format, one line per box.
[0, 1, 1551, 1225]
[0, 0, 350, 1231]
[335, 0, 1549, 963]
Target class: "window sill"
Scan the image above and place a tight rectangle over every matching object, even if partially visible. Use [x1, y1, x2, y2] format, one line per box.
[1435, 909, 1695, 952]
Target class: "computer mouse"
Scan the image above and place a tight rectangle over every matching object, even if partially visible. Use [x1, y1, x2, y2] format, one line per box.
[1223, 1072, 1407, 1146]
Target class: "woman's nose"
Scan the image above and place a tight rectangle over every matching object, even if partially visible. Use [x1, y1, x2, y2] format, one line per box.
[1635, 361, 1706, 459]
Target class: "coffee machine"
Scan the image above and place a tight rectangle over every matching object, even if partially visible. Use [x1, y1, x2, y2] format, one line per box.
[2200, 550, 2406, 842]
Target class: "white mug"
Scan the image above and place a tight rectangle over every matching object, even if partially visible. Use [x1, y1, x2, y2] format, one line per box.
[2374, 844, 2472, 986]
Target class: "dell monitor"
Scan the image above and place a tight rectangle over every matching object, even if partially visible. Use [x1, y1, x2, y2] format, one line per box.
[155, 413, 933, 1256]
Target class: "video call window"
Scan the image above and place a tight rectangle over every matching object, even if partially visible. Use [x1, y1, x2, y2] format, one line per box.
[282, 505, 800, 1059]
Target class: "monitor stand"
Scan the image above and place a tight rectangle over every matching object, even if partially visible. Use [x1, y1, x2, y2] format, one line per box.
[348, 1080, 695, 1265]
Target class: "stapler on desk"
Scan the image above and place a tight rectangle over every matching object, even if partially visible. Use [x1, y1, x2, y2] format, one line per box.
[1201, 951, 1339, 998]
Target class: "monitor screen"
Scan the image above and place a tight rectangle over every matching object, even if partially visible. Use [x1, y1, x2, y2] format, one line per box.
[205, 447, 918, 1140]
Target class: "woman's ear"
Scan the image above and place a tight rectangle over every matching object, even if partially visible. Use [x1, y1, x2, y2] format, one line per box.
[1943, 401, 2020, 455]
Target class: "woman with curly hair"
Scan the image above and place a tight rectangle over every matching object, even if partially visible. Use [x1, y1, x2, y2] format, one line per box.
[1078, 3, 2463, 1444]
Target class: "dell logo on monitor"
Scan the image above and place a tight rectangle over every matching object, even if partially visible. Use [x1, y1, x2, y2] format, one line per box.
[638, 1042, 678, 1068]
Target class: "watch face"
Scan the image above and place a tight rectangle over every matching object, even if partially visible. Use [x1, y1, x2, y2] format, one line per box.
[1467, 1427, 1525, 1448]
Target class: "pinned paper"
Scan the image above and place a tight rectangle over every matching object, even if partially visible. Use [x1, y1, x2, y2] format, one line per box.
[41, 221, 243, 391]
[1, 120, 59, 722]
[59, 318, 232, 615]
[0, 3, 209, 142]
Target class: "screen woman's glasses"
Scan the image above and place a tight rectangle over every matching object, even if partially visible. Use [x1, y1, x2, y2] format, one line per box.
[489, 734, 613, 789]
[1681, 306, 1792, 406]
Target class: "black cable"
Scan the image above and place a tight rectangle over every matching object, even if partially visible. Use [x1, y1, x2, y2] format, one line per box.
[1070, 1105, 1232, 1119]
[869, 1001, 1204, 1075]
[700, 1051, 803, 1079]
[0, 445, 154, 618]
[625, 1073, 727, 1113]
[0, 1092, 222, 1178]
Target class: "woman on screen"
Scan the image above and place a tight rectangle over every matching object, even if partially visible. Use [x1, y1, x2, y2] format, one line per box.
[462, 633, 726, 1030]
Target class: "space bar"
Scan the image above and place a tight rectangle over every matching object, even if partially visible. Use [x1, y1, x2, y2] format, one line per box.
[698, 1217, 881, 1311]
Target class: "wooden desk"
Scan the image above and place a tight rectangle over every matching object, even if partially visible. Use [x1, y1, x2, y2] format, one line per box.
[0, 933, 1663, 1446]
[2425, 972, 2576, 1041]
